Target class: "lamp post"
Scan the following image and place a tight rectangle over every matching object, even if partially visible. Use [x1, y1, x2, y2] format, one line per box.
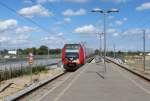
[92, 8, 119, 73]
[97, 33, 104, 57]
[136, 29, 146, 71]
[142, 29, 146, 71]
[113, 44, 116, 59]
[48, 47, 49, 59]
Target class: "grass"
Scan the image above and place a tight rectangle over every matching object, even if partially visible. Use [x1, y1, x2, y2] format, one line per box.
[0, 65, 48, 82]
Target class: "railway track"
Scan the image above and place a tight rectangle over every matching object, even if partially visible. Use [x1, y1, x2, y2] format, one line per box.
[5, 56, 150, 101]
[4, 57, 94, 101]
[106, 57, 150, 82]
[4, 56, 150, 101]
[17, 72, 70, 101]
[3, 71, 66, 101]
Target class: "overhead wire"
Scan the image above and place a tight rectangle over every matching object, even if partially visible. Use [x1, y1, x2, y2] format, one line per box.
[0, 0, 79, 49]
[46, 2, 91, 45]
[30, 0, 81, 45]
[114, 10, 150, 51]
[0, 1, 51, 34]
[30, 0, 73, 34]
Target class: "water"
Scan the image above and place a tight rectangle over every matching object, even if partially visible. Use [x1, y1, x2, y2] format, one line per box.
[0, 58, 61, 70]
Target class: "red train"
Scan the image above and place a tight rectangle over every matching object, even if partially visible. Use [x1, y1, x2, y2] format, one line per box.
[61, 44, 93, 71]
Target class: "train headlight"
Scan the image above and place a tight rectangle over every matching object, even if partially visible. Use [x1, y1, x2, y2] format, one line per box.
[65, 58, 68, 60]
[77, 59, 80, 64]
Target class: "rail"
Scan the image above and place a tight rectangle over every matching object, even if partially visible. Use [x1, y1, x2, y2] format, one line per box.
[4, 56, 94, 101]
[106, 57, 150, 82]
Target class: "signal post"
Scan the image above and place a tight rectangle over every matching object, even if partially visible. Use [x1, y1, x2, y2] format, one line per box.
[28, 53, 34, 84]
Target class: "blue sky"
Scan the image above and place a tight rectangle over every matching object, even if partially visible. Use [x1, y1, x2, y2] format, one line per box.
[0, 0, 150, 51]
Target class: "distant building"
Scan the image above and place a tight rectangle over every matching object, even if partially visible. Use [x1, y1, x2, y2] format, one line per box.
[4, 55, 10, 59]
[139, 53, 143, 56]
[147, 53, 150, 56]
[8, 50, 17, 55]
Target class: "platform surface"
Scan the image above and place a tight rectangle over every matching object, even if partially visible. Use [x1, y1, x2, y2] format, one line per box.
[41, 62, 150, 101]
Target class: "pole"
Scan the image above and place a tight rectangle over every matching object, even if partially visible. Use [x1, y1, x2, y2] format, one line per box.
[143, 30, 146, 71]
[100, 33, 103, 57]
[48, 47, 49, 59]
[103, 13, 107, 73]
[28, 53, 33, 85]
[99, 33, 101, 56]
[30, 64, 32, 84]
[114, 44, 116, 58]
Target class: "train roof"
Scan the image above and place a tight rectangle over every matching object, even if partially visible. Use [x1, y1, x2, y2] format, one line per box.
[65, 44, 80, 46]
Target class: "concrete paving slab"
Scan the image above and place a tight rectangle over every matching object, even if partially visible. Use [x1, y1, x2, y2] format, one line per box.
[41, 62, 150, 101]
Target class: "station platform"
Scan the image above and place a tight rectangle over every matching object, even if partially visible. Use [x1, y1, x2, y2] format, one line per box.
[41, 61, 150, 101]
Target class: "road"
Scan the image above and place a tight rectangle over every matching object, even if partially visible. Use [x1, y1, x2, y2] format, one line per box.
[20, 60, 150, 101]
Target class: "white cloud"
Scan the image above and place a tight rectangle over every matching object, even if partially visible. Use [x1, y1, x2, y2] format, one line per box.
[37, 0, 60, 3]
[0, 19, 39, 47]
[62, 8, 86, 16]
[0, 19, 38, 35]
[123, 17, 128, 21]
[107, 28, 120, 37]
[23, 0, 33, 4]
[11, 34, 29, 45]
[101, 0, 128, 3]
[43, 36, 67, 45]
[147, 34, 150, 39]
[55, 18, 72, 25]
[136, 2, 150, 11]
[74, 24, 97, 34]
[57, 32, 64, 36]
[17, 34, 29, 40]
[109, 23, 114, 27]
[122, 28, 143, 35]
[37, 0, 47, 3]
[114, 0, 127, 3]
[111, 28, 150, 38]
[11, 34, 30, 44]
[147, 33, 150, 39]
[113, 33, 119, 37]
[18, 5, 53, 18]
[0, 36, 11, 43]
[107, 28, 117, 33]
[16, 26, 38, 34]
[65, 0, 89, 3]
[48, 0, 60, 2]
[0, 33, 30, 45]
[115, 17, 127, 26]
[115, 20, 123, 26]
[0, 19, 17, 32]
[37, 0, 89, 3]
[55, 21, 63, 25]
[64, 18, 71, 23]
[108, 15, 114, 19]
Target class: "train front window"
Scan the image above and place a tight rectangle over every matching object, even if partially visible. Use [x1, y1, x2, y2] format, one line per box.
[66, 44, 80, 50]
[65, 52, 79, 58]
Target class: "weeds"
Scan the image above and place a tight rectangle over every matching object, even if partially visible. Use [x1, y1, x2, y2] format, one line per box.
[0, 65, 48, 81]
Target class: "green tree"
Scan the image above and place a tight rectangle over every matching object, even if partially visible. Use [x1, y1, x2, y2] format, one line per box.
[32, 47, 37, 55]
[49, 49, 61, 54]
[17, 48, 24, 55]
[37, 45, 48, 55]
[95, 49, 100, 55]
[24, 48, 33, 55]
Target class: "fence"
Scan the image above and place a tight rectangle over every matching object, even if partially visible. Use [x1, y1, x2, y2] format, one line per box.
[107, 53, 150, 72]
[124, 55, 150, 71]
[0, 55, 61, 81]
